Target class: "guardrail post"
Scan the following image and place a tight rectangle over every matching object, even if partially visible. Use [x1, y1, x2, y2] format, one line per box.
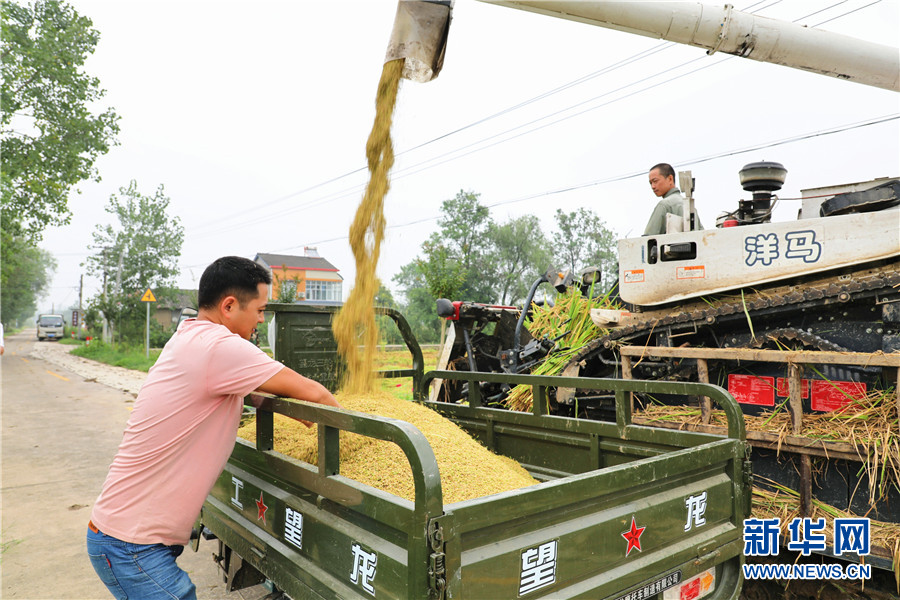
[468, 381, 483, 408]
[256, 408, 274, 452]
[615, 389, 632, 435]
[319, 425, 340, 476]
[532, 384, 547, 417]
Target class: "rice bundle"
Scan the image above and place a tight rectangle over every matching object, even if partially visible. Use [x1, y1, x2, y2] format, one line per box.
[637, 388, 900, 503]
[504, 288, 618, 412]
[238, 390, 538, 504]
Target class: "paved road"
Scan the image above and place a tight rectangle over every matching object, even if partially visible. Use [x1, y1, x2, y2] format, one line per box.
[1, 332, 269, 600]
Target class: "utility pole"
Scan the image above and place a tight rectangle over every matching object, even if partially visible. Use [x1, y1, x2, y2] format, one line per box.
[102, 248, 110, 344]
[111, 248, 128, 345]
[78, 274, 84, 340]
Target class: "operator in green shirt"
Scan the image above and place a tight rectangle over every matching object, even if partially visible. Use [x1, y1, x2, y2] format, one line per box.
[643, 163, 703, 235]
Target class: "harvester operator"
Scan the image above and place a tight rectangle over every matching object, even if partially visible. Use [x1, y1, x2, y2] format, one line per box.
[86, 255, 342, 600]
[643, 162, 703, 235]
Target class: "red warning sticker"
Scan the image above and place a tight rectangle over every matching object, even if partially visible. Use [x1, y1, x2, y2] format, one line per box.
[728, 374, 775, 406]
[676, 265, 705, 280]
[776, 378, 809, 398]
[810, 380, 867, 412]
[624, 269, 645, 284]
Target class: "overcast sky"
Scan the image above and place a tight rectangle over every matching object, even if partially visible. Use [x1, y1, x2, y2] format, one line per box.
[37, 0, 899, 315]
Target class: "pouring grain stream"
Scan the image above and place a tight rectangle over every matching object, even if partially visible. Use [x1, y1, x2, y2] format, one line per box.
[313, 58, 540, 501]
[332, 59, 404, 394]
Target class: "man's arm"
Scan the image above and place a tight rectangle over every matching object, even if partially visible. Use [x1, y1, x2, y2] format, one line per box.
[257, 366, 342, 409]
[643, 201, 668, 236]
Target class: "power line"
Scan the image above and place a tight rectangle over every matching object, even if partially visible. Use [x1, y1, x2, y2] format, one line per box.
[189, 43, 678, 236]
[262, 113, 898, 253]
[186, 52, 730, 240]
[190, 0, 785, 236]
[812, 0, 881, 26]
[188, 1, 883, 239]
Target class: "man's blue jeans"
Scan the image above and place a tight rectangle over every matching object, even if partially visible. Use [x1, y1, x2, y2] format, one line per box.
[86, 525, 197, 600]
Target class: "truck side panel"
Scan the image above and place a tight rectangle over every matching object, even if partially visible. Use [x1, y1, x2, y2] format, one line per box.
[206, 440, 420, 599]
[200, 392, 747, 599]
[442, 441, 741, 598]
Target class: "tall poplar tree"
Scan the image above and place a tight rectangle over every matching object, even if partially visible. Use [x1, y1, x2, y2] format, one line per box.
[1, 0, 120, 242]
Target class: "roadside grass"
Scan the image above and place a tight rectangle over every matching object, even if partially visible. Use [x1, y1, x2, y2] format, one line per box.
[69, 340, 162, 372]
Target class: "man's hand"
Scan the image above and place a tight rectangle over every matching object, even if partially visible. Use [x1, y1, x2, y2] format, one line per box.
[257, 367, 342, 427]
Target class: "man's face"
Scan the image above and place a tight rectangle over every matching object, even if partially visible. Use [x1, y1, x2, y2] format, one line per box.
[228, 282, 269, 340]
[649, 168, 675, 197]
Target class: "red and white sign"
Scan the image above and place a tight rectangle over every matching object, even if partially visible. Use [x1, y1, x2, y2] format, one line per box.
[811, 380, 867, 412]
[676, 265, 706, 280]
[662, 567, 715, 600]
[728, 374, 775, 407]
[624, 269, 645, 284]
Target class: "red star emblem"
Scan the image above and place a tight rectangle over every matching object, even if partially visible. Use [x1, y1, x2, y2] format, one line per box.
[622, 516, 645, 557]
[256, 492, 268, 524]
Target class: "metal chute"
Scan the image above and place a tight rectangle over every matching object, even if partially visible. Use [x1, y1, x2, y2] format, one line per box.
[385, 1, 453, 82]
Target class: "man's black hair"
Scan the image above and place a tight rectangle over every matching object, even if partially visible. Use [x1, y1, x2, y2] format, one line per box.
[198, 256, 272, 309]
[650, 163, 676, 181]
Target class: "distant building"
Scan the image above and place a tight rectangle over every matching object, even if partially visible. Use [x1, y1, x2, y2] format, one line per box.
[255, 248, 343, 304]
[155, 289, 199, 330]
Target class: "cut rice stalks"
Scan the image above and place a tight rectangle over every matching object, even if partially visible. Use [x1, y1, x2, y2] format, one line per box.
[504, 288, 618, 412]
[637, 388, 900, 505]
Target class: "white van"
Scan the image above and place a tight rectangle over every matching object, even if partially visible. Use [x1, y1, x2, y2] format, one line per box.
[36, 314, 65, 341]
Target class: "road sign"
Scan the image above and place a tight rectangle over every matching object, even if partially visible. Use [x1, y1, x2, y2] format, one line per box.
[72, 310, 79, 327]
[141, 289, 156, 358]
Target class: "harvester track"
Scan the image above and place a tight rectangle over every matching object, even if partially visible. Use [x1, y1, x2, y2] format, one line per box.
[563, 261, 900, 374]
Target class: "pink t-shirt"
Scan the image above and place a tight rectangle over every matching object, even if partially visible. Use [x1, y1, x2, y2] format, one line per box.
[91, 319, 284, 546]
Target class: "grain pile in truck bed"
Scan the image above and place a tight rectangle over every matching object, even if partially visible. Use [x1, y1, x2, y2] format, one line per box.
[237, 390, 538, 504]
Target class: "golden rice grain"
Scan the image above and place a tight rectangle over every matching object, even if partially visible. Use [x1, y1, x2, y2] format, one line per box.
[238, 390, 538, 504]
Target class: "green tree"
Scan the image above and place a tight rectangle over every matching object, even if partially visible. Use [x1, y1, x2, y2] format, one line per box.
[84, 181, 184, 343]
[392, 262, 441, 344]
[488, 215, 553, 305]
[552, 207, 618, 289]
[393, 190, 498, 344]
[432, 190, 495, 302]
[0, 229, 56, 326]
[416, 240, 466, 303]
[1, 0, 120, 242]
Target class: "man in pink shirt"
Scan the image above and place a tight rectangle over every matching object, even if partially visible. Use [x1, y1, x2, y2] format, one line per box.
[86, 256, 341, 599]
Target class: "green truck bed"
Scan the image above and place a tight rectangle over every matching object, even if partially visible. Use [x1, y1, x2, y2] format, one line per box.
[194, 305, 751, 599]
